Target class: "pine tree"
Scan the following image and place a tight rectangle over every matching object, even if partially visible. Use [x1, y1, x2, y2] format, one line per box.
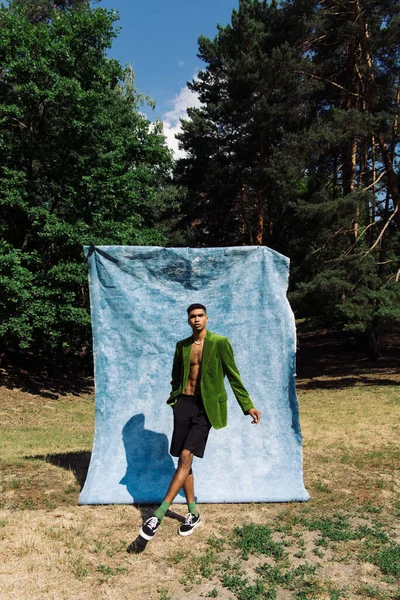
[280, 0, 400, 357]
[176, 0, 305, 247]
[174, 0, 400, 357]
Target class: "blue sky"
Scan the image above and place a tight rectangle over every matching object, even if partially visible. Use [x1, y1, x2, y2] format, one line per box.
[98, 0, 238, 154]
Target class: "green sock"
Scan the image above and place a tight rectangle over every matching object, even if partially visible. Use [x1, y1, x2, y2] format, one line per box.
[154, 501, 170, 522]
[188, 501, 198, 517]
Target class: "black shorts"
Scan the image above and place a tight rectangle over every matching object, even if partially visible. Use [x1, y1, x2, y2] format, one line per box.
[170, 394, 212, 459]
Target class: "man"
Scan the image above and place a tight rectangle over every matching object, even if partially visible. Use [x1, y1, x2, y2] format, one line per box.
[139, 303, 261, 540]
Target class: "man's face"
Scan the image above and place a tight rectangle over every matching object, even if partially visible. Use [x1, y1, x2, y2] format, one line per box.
[188, 309, 208, 333]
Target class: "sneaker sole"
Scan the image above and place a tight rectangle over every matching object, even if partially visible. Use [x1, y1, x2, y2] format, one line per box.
[139, 527, 155, 541]
[178, 520, 201, 537]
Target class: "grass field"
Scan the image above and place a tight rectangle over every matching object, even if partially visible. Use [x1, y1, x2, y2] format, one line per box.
[0, 338, 399, 600]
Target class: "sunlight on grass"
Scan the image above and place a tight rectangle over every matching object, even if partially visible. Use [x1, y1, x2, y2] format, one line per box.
[0, 381, 399, 599]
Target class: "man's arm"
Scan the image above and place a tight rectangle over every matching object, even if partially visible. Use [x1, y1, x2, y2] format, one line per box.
[170, 343, 181, 394]
[219, 338, 260, 423]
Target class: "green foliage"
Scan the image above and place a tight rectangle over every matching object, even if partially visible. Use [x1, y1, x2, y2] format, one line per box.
[221, 554, 323, 600]
[232, 523, 287, 561]
[0, 1, 174, 355]
[372, 544, 400, 577]
[298, 513, 363, 542]
[176, 0, 303, 247]
[97, 563, 114, 576]
[207, 534, 225, 552]
[173, 0, 400, 353]
[193, 549, 216, 579]
[158, 588, 172, 600]
[222, 571, 277, 600]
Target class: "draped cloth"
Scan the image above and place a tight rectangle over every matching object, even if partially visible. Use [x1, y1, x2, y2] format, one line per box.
[79, 246, 309, 504]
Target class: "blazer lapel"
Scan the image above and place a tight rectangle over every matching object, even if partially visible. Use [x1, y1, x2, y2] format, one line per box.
[182, 341, 192, 386]
[201, 330, 214, 371]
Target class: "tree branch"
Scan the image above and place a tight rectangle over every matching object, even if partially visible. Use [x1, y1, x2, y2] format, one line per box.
[364, 205, 399, 255]
[297, 71, 366, 100]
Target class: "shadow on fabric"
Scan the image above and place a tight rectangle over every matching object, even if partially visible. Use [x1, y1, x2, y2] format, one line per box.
[120, 413, 184, 502]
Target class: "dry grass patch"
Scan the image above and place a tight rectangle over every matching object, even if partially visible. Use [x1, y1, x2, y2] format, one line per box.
[0, 368, 399, 599]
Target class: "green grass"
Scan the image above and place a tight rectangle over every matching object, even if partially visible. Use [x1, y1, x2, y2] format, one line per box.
[312, 480, 333, 493]
[298, 513, 363, 542]
[0, 395, 94, 460]
[0, 393, 94, 510]
[221, 556, 324, 600]
[232, 523, 288, 561]
[358, 584, 391, 598]
[72, 556, 90, 579]
[175, 503, 400, 600]
[372, 544, 400, 577]
[0, 379, 399, 599]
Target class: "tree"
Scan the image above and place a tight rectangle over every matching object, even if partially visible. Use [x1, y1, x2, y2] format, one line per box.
[0, 1, 174, 357]
[280, 0, 400, 357]
[175, 0, 307, 247]
[10, 0, 91, 24]
[173, 0, 400, 357]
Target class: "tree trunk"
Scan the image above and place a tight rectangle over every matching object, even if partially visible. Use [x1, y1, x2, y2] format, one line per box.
[370, 134, 377, 228]
[255, 139, 266, 245]
[342, 137, 357, 197]
[376, 132, 400, 227]
[255, 189, 264, 245]
[364, 329, 380, 361]
[332, 153, 338, 200]
[341, 14, 357, 201]
[390, 78, 400, 163]
[238, 184, 254, 245]
[356, 0, 400, 228]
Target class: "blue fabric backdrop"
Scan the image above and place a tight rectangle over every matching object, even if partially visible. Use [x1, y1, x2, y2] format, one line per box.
[79, 246, 309, 504]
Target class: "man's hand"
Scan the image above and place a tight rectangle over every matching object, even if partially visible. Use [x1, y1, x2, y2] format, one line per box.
[247, 408, 261, 424]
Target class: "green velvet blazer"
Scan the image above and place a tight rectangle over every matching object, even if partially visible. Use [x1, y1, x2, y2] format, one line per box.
[166, 330, 254, 430]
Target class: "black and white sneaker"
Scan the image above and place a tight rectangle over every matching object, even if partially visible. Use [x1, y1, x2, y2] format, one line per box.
[178, 513, 201, 537]
[139, 516, 161, 540]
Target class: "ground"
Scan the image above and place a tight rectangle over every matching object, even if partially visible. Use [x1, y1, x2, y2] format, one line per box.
[0, 330, 399, 600]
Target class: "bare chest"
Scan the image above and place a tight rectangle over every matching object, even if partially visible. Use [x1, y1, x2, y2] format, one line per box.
[190, 343, 203, 366]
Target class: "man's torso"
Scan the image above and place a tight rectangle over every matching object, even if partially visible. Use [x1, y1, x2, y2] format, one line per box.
[183, 342, 203, 395]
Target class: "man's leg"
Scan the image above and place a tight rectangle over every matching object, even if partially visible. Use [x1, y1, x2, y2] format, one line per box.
[163, 449, 194, 504]
[178, 461, 201, 537]
[139, 395, 209, 540]
[183, 469, 199, 517]
[140, 450, 193, 540]
[183, 469, 194, 504]
[156, 463, 198, 521]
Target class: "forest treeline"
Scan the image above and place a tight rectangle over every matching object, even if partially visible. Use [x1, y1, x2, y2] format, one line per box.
[0, 0, 399, 362]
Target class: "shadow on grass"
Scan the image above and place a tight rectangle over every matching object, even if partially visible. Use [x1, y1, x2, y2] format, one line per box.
[2, 329, 398, 396]
[296, 376, 400, 390]
[296, 329, 400, 390]
[127, 507, 184, 554]
[26, 451, 92, 489]
[25, 452, 186, 554]
[1, 351, 93, 399]
[25, 453, 186, 523]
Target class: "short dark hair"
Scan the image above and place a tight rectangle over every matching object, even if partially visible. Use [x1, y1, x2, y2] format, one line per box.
[187, 303, 207, 315]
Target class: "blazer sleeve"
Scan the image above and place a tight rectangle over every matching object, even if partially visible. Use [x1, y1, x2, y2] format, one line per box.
[219, 338, 254, 414]
[170, 343, 182, 394]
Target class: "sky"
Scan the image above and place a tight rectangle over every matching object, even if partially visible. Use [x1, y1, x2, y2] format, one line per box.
[98, 0, 239, 156]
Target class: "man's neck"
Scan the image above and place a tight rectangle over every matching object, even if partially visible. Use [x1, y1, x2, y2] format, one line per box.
[193, 328, 207, 343]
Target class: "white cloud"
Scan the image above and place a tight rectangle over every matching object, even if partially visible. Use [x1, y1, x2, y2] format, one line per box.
[162, 84, 202, 159]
